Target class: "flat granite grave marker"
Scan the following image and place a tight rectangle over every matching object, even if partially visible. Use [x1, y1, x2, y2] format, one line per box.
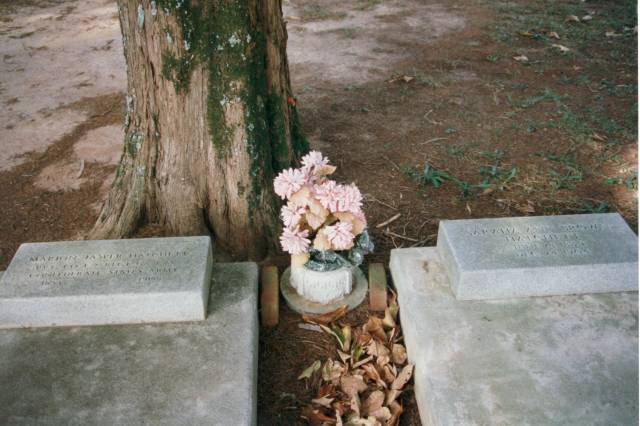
[390, 247, 638, 426]
[438, 213, 638, 300]
[0, 262, 259, 426]
[0, 236, 212, 329]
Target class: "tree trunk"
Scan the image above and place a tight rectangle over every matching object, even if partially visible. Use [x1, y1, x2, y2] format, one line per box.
[92, 0, 307, 259]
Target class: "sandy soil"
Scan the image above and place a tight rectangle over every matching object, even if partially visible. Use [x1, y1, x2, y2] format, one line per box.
[0, 0, 125, 172]
[0, 0, 637, 424]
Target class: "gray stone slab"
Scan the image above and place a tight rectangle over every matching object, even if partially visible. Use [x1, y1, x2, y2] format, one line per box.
[0, 237, 213, 328]
[437, 213, 638, 300]
[391, 247, 638, 426]
[0, 262, 258, 426]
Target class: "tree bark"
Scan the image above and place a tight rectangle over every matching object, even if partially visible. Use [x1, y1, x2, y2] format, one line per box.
[92, 0, 307, 259]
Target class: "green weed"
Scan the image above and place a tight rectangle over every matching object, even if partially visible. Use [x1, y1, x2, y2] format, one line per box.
[576, 201, 611, 214]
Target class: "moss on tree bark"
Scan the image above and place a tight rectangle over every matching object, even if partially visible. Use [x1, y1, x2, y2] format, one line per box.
[92, 0, 307, 259]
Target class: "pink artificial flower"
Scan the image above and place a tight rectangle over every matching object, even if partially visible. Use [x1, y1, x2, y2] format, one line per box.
[337, 183, 363, 213]
[354, 210, 367, 228]
[323, 221, 355, 250]
[301, 151, 330, 170]
[274, 168, 307, 200]
[314, 180, 344, 213]
[280, 226, 311, 255]
[280, 202, 306, 228]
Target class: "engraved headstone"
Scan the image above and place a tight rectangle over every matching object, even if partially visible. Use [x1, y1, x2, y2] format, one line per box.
[0, 236, 212, 329]
[437, 213, 638, 300]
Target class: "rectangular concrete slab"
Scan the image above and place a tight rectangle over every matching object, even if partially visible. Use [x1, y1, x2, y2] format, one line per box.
[0, 237, 213, 328]
[437, 213, 638, 300]
[391, 247, 638, 426]
[0, 262, 258, 426]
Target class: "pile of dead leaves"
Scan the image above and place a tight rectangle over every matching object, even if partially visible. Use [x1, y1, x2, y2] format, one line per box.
[298, 293, 413, 426]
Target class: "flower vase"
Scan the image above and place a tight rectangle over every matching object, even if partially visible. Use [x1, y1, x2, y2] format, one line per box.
[281, 254, 368, 315]
[290, 265, 353, 304]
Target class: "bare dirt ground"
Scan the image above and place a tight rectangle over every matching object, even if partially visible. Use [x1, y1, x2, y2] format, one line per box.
[0, 0, 637, 425]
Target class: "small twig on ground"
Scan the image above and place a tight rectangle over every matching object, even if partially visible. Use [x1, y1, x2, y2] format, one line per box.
[419, 137, 448, 145]
[383, 230, 419, 242]
[409, 234, 437, 247]
[423, 109, 439, 125]
[382, 155, 401, 172]
[364, 195, 398, 211]
[77, 159, 85, 178]
[388, 234, 398, 248]
[376, 213, 402, 228]
[417, 219, 430, 236]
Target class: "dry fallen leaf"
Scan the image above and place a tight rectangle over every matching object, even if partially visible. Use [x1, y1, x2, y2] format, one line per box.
[370, 407, 391, 422]
[311, 395, 334, 408]
[353, 355, 374, 369]
[323, 359, 345, 384]
[513, 55, 528, 62]
[515, 200, 536, 214]
[391, 364, 414, 390]
[605, 30, 622, 38]
[391, 344, 407, 365]
[382, 364, 397, 384]
[551, 43, 570, 53]
[338, 350, 351, 364]
[299, 322, 324, 333]
[565, 15, 580, 23]
[591, 133, 608, 142]
[320, 324, 351, 352]
[362, 390, 385, 415]
[345, 415, 381, 426]
[349, 393, 362, 417]
[301, 406, 335, 426]
[299, 289, 411, 425]
[382, 308, 396, 329]
[362, 363, 387, 388]
[303, 305, 348, 324]
[366, 338, 390, 359]
[387, 75, 414, 84]
[299, 360, 322, 380]
[547, 31, 560, 39]
[386, 401, 404, 426]
[363, 317, 387, 342]
[341, 374, 368, 396]
[388, 291, 399, 321]
[334, 399, 348, 416]
[376, 355, 390, 369]
[581, 14, 593, 22]
[342, 325, 352, 352]
[386, 389, 402, 405]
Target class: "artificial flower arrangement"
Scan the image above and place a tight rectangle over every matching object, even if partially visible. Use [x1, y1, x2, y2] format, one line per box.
[274, 151, 373, 272]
